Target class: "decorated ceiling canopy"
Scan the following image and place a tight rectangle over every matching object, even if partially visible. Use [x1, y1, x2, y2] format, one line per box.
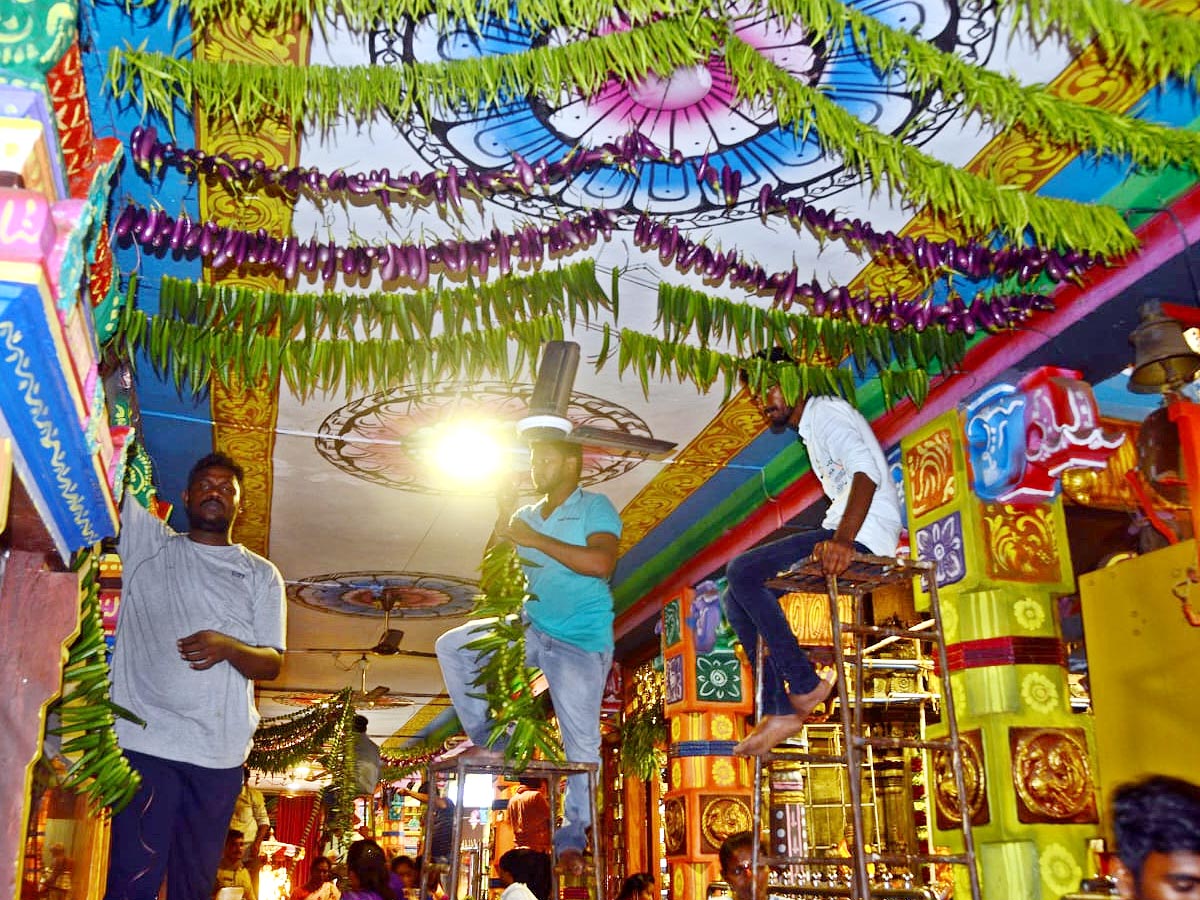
[99, 0, 1200, 406]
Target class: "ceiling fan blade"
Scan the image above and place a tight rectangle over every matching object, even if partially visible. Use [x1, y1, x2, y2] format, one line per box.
[363, 685, 390, 701]
[568, 425, 678, 457]
[518, 341, 579, 440]
[529, 341, 579, 418]
[371, 628, 406, 655]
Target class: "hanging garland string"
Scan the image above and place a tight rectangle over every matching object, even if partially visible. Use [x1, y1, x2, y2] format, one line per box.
[619, 667, 666, 782]
[722, 37, 1139, 252]
[112, 201, 618, 285]
[772, 0, 1200, 159]
[380, 741, 443, 782]
[464, 543, 562, 763]
[607, 325, 931, 408]
[113, 199, 1066, 328]
[168, 0, 1200, 88]
[655, 283, 971, 377]
[128, 125, 1100, 287]
[129, 124, 679, 211]
[46, 549, 143, 811]
[105, 18, 724, 132]
[112, 307, 565, 396]
[108, 23, 1157, 254]
[248, 688, 359, 832]
[156, 260, 609, 340]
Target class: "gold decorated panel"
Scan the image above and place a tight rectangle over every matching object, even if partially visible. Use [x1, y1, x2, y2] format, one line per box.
[904, 428, 957, 519]
[779, 591, 853, 648]
[699, 794, 753, 854]
[932, 729, 989, 830]
[196, 18, 310, 559]
[1010, 726, 1098, 825]
[981, 503, 1062, 584]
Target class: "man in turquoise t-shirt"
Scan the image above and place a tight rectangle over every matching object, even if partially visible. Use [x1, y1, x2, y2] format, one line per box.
[436, 439, 621, 873]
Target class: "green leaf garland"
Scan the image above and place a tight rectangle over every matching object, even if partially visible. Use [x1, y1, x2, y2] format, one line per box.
[107, 18, 723, 131]
[723, 36, 1140, 252]
[46, 550, 143, 812]
[655, 282, 967, 375]
[157, 261, 608, 339]
[467, 543, 562, 764]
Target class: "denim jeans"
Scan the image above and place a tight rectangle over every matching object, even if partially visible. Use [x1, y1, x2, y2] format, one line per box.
[722, 529, 868, 716]
[435, 617, 611, 854]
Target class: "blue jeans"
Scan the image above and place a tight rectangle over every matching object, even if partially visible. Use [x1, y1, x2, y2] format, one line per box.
[722, 529, 868, 716]
[435, 617, 611, 854]
[104, 749, 242, 900]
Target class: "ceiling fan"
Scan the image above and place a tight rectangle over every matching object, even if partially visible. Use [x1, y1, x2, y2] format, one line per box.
[516, 340, 677, 456]
[286, 595, 436, 659]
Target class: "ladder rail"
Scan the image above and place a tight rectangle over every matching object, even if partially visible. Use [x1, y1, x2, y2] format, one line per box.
[924, 570, 983, 900]
[750, 551, 982, 900]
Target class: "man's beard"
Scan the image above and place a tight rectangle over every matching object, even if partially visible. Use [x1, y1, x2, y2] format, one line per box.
[188, 509, 231, 533]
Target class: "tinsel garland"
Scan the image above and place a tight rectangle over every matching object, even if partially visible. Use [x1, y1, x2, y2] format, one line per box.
[129, 124, 1094, 286]
[46, 550, 143, 811]
[248, 688, 358, 833]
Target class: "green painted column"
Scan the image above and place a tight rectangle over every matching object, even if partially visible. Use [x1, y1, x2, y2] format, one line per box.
[902, 408, 1103, 900]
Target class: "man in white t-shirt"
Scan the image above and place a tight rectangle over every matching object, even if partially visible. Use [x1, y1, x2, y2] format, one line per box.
[105, 453, 286, 900]
[722, 349, 902, 756]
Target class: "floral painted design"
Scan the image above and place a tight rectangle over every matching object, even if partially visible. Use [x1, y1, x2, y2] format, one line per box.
[1040, 843, 1082, 897]
[916, 511, 966, 587]
[711, 757, 737, 787]
[1013, 596, 1047, 632]
[696, 655, 743, 703]
[1020, 672, 1059, 715]
[376, 0, 996, 224]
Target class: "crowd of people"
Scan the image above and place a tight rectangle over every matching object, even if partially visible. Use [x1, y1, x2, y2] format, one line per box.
[94, 370, 1200, 900]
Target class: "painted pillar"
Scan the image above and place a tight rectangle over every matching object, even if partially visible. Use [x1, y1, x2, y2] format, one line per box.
[661, 581, 755, 900]
[901, 368, 1122, 900]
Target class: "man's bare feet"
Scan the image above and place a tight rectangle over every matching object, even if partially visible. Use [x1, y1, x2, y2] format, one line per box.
[788, 667, 837, 719]
[733, 713, 809, 756]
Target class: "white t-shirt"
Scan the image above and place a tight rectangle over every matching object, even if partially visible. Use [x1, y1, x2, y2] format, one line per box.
[112, 500, 287, 768]
[797, 396, 903, 555]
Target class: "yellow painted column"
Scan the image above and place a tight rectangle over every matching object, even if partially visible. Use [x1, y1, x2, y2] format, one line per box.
[903, 409, 1101, 900]
[660, 583, 755, 899]
[195, 16, 310, 556]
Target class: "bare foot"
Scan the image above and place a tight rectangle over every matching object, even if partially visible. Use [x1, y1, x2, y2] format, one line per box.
[788, 667, 836, 719]
[733, 713, 809, 756]
[460, 745, 505, 762]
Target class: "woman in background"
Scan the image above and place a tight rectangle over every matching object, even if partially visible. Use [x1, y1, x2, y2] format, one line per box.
[340, 840, 395, 900]
[291, 855, 340, 900]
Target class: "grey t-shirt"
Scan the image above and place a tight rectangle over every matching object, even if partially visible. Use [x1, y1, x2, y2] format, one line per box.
[112, 501, 286, 768]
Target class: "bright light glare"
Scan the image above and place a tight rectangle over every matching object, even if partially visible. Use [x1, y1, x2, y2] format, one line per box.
[426, 421, 509, 485]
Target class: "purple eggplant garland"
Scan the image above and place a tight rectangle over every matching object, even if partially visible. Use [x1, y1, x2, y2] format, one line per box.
[112, 201, 617, 287]
[129, 124, 1097, 290]
[113, 198, 1052, 335]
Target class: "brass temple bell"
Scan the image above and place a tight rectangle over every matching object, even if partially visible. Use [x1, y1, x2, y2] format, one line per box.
[1128, 300, 1200, 394]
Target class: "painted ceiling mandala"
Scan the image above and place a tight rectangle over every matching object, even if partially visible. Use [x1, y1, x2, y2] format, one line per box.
[368, 0, 997, 224]
[288, 571, 480, 618]
[315, 380, 656, 494]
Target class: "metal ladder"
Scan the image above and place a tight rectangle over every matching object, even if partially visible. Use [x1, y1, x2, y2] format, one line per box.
[747, 552, 982, 900]
[423, 756, 604, 900]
